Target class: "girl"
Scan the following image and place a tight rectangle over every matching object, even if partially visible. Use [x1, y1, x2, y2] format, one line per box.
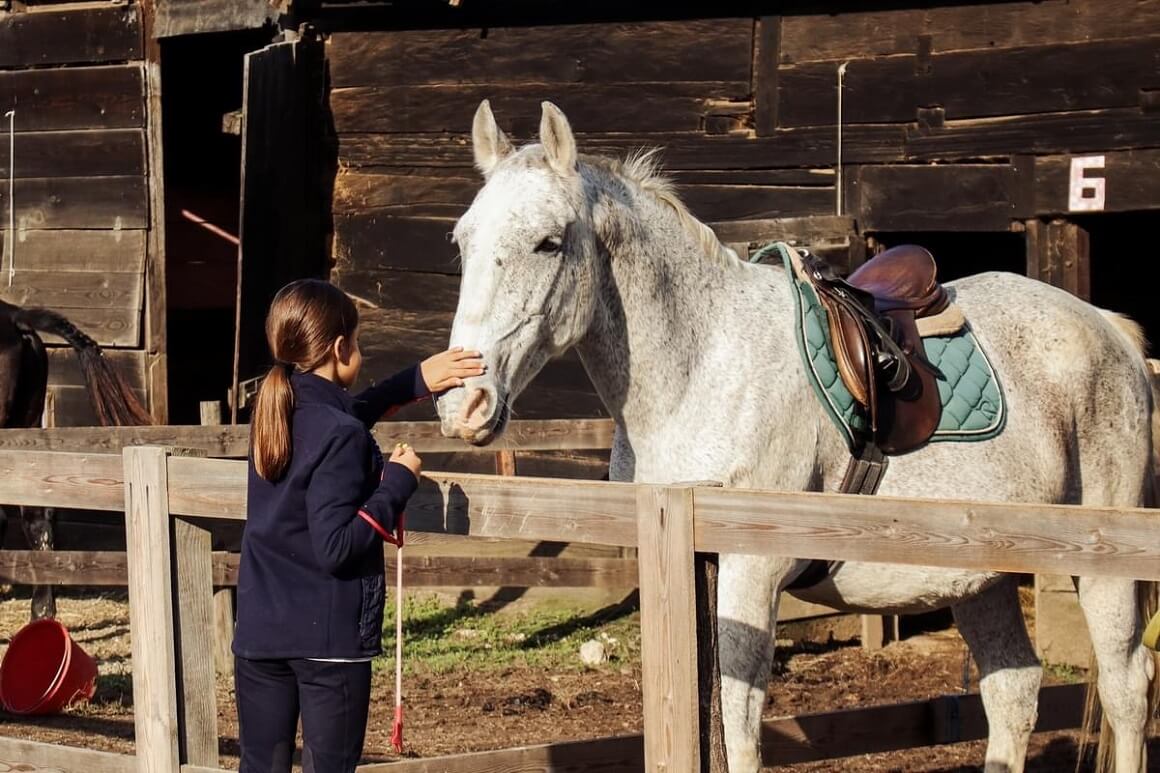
[232, 279, 483, 772]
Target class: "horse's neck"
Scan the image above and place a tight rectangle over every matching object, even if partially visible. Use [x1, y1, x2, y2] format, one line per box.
[576, 206, 813, 476]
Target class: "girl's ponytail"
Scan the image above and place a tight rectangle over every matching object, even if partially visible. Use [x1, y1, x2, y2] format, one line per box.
[250, 279, 359, 481]
[251, 363, 295, 481]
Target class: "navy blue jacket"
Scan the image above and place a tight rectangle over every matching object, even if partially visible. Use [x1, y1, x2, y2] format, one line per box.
[233, 367, 428, 660]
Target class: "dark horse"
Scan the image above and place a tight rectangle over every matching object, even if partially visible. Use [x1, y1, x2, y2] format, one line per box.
[1, 299, 151, 620]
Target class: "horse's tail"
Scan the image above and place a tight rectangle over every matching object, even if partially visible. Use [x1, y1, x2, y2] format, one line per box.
[12, 307, 152, 427]
[1077, 310, 1158, 773]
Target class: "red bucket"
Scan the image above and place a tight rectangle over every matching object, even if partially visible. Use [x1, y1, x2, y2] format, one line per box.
[0, 619, 98, 715]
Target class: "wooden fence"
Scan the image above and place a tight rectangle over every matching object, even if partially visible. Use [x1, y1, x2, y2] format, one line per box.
[2, 444, 1157, 771]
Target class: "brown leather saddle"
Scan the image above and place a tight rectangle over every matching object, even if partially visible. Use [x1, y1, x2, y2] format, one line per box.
[797, 245, 949, 455]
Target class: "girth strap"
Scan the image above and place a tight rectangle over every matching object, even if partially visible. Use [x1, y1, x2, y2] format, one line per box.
[784, 444, 887, 591]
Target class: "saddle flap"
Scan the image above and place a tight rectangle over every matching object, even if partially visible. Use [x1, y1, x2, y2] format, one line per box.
[822, 294, 875, 410]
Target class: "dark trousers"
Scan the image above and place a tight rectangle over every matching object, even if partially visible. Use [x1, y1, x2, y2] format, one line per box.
[235, 656, 372, 773]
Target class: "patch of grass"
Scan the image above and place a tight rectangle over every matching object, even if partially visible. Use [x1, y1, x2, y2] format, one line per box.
[376, 593, 641, 676]
[1044, 662, 1085, 684]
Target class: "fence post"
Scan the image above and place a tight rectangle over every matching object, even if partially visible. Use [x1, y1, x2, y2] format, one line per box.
[201, 399, 236, 680]
[637, 485, 700, 771]
[124, 446, 181, 773]
[125, 446, 217, 772]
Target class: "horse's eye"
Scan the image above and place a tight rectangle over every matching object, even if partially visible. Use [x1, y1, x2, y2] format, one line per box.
[535, 237, 562, 254]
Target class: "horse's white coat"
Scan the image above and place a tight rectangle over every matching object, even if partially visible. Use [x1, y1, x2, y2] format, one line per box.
[435, 101, 1157, 773]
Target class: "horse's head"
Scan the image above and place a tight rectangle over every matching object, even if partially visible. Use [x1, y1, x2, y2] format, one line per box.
[436, 100, 605, 444]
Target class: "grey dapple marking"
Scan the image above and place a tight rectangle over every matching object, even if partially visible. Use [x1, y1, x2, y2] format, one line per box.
[435, 100, 1158, 772]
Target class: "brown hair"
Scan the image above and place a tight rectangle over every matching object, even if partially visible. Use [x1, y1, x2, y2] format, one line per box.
[251, 279, 359, 481]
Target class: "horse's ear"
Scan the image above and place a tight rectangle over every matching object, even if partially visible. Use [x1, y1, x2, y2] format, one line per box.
[540, 101, 577, 176]
[472, 99, 513, 177]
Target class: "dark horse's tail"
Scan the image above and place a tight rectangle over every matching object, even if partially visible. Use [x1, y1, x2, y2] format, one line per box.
[12, 307, 152, 426]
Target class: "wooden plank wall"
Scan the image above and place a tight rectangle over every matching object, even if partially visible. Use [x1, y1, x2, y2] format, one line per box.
[326, 18, 840, 419]
[0, 2, 149, 425]
[325, 1, 1160, 419]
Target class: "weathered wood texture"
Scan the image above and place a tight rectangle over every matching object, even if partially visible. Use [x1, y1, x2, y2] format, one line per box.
[1025, 218, 1091, 299]
[0, 4, 142, 68]
[173, 517, 218, 767]
[0, 129, 145, 178]
[0, 550, 642, 589]
[0, 229, 146, 272]
[327, 21, 753, 88]
[636, 485, 700, 771]
[0, 65, 145, 131]
[155, 0, 277, 38]
[780, 1, 1160, 63]
[0, 736, 135, 773]
[235, 34, 331, 389]
[123, 447, 182, 773]
[0, 417, 615, 454]
[0, 176, 147, 229]
[1, 3, 151, 423]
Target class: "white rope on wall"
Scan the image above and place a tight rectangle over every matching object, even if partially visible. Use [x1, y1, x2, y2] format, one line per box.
[835, 63, 849, 217]
[5, 109, 13, 287]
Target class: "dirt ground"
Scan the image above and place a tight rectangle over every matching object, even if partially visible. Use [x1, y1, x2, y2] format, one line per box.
[1, 588, 1157, 771]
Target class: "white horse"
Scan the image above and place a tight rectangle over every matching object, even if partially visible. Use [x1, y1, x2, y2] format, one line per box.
[434, 100, 1158, 772]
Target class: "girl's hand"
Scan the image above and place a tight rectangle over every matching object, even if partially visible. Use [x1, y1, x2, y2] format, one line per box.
[389, 442, 422, 478]
[421, 347, 485, 392]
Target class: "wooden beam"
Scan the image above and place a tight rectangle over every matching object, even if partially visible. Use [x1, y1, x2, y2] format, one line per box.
[354, 735, 644, 773]
[1, 229, 147, 274]
[142, 0, 168, 425]
[328, 21, 753, 89]
[0, 450, 125, 511]
[331, 82, 749, 135]
[778, 37, 1160, 128]
[124, 446, 182, 773]
[906, 107, 1160, 162]
[173, 516, 219, 766]
[1025, 218, 1091, 300]
[0, 270, 143, 310]
[692, 486, 1160, 580]
[0, 4, 142, 68]
[781, 1, 1160, 63]
[0, 736, 135, 773]
[0, 129, 146, 179]
[1033, 149, 1160, 215]
[637, 485, 700, 771]
[0, 65, 145, 132]
[0, 418, 617, 455]
[849, 164, 1018, 232]
[0, 176, 148, 230]
[753, 16, 780, 136]
[154, 0, 276, 38]
[762, 683, 1085, 764]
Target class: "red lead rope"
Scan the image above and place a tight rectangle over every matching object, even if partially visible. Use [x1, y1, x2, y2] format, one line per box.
[390, 539, 404, 753]
[355, 508, 405, 752]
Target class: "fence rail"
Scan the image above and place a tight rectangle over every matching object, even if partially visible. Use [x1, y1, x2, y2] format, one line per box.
[3, 443, 1158, 772]
[0, 418, 617, 456]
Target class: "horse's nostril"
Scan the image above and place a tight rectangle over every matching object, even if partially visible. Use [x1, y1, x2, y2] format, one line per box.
[461, 388, 491, 429]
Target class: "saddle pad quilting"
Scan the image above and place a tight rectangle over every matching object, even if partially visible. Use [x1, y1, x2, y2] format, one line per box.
[770, 242, 1006, 453]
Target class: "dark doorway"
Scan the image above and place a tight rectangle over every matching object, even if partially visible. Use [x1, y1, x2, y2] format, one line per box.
[1084, 212, 1160, 349]
[160, 30, 272, 425]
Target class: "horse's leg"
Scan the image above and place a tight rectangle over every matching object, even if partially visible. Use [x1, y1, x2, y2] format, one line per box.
[952, 576, 1042, 773]
[718, 554, 794, 772]
[1075, 575, 1152, 773]
[20, 505, 56, 621]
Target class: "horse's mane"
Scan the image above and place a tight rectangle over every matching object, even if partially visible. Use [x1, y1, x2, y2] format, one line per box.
[589, 149, 741, 266]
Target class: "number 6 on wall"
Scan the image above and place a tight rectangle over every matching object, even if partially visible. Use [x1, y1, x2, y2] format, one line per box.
[1068, 155, 1106, 212]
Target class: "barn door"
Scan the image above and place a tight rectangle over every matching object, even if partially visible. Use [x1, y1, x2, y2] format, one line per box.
[232, 29, 332, 421]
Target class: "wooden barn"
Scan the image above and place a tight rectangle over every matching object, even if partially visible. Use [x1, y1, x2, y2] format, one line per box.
[3, 0, 1160, 430]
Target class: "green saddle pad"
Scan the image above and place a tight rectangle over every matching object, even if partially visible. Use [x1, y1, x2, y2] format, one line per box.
[765, 242, 1006, 454]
